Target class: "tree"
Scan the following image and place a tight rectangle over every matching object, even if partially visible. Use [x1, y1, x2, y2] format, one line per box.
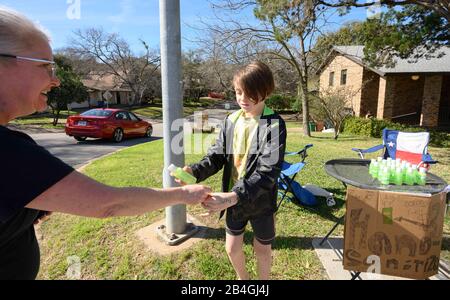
[311, 21, 367, 72]
[69, 28, 160, 105]
[47, 55, 88, 126]
[318, 0, 450, 22]
[194, 32, 242, 98]
[201, 0, 334, 137]
[56, 47, 108, 77]
[318, 1, 449, 66]
[182, 51, 208, 101]
[310, 85, 361, 139]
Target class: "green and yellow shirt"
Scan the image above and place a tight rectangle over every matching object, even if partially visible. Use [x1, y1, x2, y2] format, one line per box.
[231, 112, 260, 184]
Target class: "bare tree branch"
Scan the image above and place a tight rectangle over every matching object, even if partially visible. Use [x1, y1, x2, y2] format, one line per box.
[69, 28, 160, 105]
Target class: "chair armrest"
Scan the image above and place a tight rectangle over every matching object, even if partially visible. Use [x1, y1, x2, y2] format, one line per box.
[352, 144, 384, 159]
[285, 144, 314, 162]
[422, 153, 437, 165]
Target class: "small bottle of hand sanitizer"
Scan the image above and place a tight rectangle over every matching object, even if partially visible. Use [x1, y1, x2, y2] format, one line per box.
[168, 164, 197, 184]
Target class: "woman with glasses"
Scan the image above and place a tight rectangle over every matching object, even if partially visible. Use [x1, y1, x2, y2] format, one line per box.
[0, 7, 211, 280]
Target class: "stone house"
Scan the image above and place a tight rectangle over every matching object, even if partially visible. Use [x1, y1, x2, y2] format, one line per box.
[69, 73, 133, 109]
[316, 46, 450, 128]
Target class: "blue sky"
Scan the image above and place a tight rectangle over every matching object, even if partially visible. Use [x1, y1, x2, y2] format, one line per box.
[1, 0, 372, 53]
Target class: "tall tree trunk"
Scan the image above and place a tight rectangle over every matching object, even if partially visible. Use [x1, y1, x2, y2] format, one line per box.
[53, 109, 60, 126]
[300, 80, 311, 137]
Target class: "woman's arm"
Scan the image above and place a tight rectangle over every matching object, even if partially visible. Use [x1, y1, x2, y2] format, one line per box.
[26, 171, 211, 218]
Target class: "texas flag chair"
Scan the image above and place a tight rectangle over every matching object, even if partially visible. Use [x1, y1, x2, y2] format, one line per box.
[352, 128, 437, 168]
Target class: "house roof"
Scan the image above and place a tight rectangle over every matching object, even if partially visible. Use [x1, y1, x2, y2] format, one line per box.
[319, 45, 450, 76]
[82, 73, 132, 92]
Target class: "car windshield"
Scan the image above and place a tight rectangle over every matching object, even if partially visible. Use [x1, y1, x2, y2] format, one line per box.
[81, 110, 113, 117]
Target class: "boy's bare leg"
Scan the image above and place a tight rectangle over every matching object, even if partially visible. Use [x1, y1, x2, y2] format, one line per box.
[253, 239, 272, 280]
[225, 233, 249, 280]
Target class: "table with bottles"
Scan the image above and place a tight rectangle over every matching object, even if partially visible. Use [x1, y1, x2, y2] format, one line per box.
[325, 158, 447, 194]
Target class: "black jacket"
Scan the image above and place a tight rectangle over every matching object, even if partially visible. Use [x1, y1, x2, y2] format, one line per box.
[190, 107, 287, 222]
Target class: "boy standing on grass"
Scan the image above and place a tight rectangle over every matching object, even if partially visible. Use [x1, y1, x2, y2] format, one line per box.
[178, 61, 287, 279]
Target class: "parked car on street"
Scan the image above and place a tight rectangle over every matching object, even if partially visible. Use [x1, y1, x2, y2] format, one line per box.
[65, 108, 152, 143]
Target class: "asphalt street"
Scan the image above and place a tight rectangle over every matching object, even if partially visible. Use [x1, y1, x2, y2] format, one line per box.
[29, 131, 162, 169]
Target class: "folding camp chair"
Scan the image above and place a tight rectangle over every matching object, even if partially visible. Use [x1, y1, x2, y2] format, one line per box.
[277, 144, 335, 209]
[351, 128, 437, 168]
[277, 144, 315, 209]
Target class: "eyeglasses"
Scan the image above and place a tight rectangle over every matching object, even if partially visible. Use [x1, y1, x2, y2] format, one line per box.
[0, 53, 57, 78]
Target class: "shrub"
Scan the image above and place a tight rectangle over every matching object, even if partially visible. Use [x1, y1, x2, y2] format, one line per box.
[342, 117, 449, 147]
[265, 94, 298, 111]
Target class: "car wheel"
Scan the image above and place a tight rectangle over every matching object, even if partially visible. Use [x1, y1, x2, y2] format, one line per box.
[74, 136, 87, 142]
[113, 128, 124, 143]
[144, 126, 153, 138]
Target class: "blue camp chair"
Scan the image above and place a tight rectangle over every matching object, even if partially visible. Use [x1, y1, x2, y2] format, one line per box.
[351, 128, 437, 168]
[277, 144, 317, 209]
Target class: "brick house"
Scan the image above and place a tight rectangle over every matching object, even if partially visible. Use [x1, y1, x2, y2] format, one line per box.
[69, 73, 133, 109]
[317, 46, 450, 128]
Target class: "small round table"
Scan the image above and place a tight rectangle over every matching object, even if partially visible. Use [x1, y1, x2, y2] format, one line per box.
[324, 158, 447, 194]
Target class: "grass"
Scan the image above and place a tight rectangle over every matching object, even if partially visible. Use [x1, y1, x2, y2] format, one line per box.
[130, 105, 203, 120]
[130, 98, 218, 120]
[37, 130, 450, 280]
[10, 110, 78, 129]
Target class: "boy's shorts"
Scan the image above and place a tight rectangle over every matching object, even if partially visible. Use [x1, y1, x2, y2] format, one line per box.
[225, 211, 275, 245]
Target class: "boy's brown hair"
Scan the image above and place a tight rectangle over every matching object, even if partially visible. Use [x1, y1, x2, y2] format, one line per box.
[233, 61, 275, 104]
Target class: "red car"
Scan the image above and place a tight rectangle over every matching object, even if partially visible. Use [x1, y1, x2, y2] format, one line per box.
[65, 108, 152, 143]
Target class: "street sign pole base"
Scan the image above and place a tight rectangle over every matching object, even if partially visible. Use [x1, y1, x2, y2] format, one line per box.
[156, 222, 199, 246]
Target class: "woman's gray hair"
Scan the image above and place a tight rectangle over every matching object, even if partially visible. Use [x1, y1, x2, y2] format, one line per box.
[0, 6, 50, 55]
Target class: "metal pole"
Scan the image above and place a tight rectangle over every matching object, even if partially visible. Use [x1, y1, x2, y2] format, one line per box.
[159, 0, 186, 234]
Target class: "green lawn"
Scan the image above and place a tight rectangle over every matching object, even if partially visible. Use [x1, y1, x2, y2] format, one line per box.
[37, 131, 450, 279]
[131, 98, 218, 120]
[10, 110, 77, 129]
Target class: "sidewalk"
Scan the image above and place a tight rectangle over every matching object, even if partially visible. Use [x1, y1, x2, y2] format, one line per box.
[312, 237, 450, 280]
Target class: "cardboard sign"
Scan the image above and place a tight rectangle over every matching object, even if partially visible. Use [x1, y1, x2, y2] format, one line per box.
[343, 186, 446, 279]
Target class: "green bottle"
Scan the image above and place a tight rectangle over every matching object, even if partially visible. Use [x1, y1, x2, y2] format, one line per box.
[389, 165, 396, 184]
[369, 159, 375, 173]
[412, 164, 419, 184]
[417, 167, 427, 186]
[372, 161, 379, 178]
[168, 164, 197, 184]
[394, 167, 403, 185]
[379, 167, 390, 185]
[369, 159, 377, 177]
[404, 167, 415, 186]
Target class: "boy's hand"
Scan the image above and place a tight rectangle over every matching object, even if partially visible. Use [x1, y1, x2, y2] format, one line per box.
[180, 184, 212, 205]
[201, 192, 238, 213]
[174, 166, 194, 185]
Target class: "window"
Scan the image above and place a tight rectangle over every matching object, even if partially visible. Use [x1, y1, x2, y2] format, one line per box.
[341, 69, 347, 85]
[81, 109, 113, 117]
[115, 112, 130, 120]
[128, 112, 139, 121]
[329, 72, 335, 86]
